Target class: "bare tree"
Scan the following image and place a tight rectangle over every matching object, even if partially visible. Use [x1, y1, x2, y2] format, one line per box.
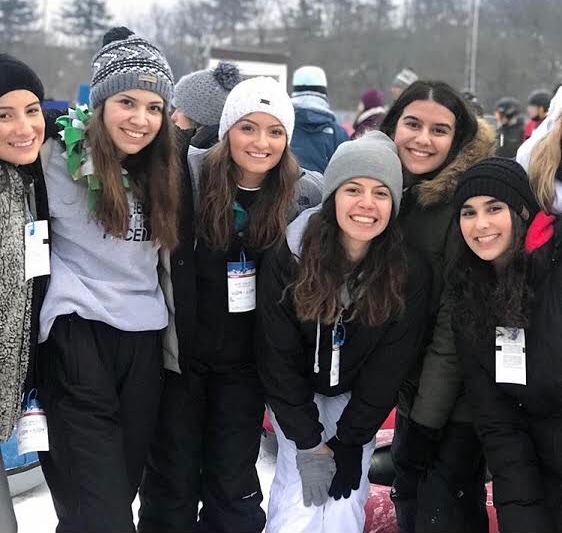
[0, 0, 37, 51]
[55, 0, 112, 49]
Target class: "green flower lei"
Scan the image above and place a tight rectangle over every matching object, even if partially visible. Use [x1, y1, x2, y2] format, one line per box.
[56, 105, 130, 211]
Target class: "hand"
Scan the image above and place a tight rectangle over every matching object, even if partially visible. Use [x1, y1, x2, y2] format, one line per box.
[326, 436, 363, 500]
[296, 446, 337, 507]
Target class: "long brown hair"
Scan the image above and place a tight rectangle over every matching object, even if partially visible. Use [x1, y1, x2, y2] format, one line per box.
[87, 104, 180, 249]
[290, 195, 407, 327]
[528, 118, 562, 212]
[198, 138, 300, 251]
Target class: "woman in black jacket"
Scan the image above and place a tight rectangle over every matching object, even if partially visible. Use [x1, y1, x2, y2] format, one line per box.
[139, 76, 322, 533]
[449, 156, 562, 531]
[257, 131, 430, 533]
[380, 80, 496, 533]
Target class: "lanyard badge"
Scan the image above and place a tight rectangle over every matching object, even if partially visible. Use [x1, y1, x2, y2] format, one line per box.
[227, 249, 256, 313]
[16, 389, 49, 454]
[330, 312, 346, 387]
[495, 326, 526, 385]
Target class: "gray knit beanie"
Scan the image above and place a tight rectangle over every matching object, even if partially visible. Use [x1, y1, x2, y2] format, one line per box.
[90, 27, 174, 109]
[172, 62, 241, 126]
[219, 76, 295, 142]
[323, 130, 403, 217]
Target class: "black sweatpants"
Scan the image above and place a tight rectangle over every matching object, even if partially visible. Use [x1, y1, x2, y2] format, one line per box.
[137, 365, 266, 533]
[391, 413, 489, 533]
[37, 313, 162, 533]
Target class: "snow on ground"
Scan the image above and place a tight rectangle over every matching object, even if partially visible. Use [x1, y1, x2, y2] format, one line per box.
[13, 441, 278, 533]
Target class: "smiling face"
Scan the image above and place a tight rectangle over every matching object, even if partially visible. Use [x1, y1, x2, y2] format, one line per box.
[102, 89, 164, 156]
[459, 195, 514, 270]
[393, 100, 456, 176]
[228, 112, 287, 188]
[0, 89, 45, 165]
[335, 177, 393, 262]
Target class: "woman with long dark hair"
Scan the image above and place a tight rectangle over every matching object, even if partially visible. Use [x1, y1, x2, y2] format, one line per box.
[0, 54, 48, 533]
[379, 80, 496, 532]
[37, 28, 180, 532]
[257, 131, 430, 533]
[138, 76, 322, 533]
[449, 156, 562, 531]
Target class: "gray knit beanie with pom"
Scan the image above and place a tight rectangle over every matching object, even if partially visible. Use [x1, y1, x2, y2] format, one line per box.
[90, 26, 174, 109]
[172, 62, 242, 126]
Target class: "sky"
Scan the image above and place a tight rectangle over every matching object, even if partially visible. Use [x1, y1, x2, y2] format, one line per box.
[43, 0, 179, 29]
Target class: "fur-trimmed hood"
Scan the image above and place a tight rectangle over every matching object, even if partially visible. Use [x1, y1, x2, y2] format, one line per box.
[416, 117, 496, 207]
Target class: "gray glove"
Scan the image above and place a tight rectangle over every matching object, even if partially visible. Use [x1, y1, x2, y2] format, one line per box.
[296, 447, 337, 507]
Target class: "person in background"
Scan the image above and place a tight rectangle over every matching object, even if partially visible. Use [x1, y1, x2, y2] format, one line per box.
[171, 62, 241, 148]
[289, 65, 348, 173]
[380, 80, 496, 533]
[0, 54, 48, 533]
[257, 131, 430, 533]
[390, 68, 418, 102]
[494, 97, 525, 158]
[138, 76, 322, 533]
[449, 156, 562, 531]
[351, 88, 386, 139]
[524, 89, 551, 140]
[461, 89, 485, 117]
[37, 27, 180, 533]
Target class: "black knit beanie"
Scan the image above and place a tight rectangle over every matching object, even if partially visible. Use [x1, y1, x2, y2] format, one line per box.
[0, 54, 44, 101]
[453, 157, 539, 224]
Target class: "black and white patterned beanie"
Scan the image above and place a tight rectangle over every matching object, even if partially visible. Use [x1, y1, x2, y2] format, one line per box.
[90, 27, 174, 109]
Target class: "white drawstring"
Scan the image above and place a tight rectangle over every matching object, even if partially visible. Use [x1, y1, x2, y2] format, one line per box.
[314, 319, 320, 373]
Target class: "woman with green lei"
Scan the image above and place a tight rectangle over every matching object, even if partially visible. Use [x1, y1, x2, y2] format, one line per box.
[37, 28, 180, 532]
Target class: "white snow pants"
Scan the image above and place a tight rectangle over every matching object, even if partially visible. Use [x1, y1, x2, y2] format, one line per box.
[266, 392, 376, 533]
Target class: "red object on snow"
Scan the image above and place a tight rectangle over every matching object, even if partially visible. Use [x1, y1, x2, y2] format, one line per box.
[263, 410, 274, 433]
[363, 482, 498, 533]
[380, 409, 396, 430]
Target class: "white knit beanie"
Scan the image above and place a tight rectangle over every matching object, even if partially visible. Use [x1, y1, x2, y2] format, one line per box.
[219, 76, 295, 142]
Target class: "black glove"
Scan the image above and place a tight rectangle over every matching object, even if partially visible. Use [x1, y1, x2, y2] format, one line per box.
[402, 418, 442, 471]
[326, 436, 363, 500]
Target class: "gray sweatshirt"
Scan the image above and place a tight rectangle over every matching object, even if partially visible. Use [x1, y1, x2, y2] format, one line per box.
[39, 140, 167, 342]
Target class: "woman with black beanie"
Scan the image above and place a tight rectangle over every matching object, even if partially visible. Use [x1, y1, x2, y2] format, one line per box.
[449, 157, 562, 531]
[0, 54, 48, 533]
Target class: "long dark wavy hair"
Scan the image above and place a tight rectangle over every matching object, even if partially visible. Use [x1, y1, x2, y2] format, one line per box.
[380, 80, 478, 179]
[197, 138, 301, 251]
[87, 104, 180, 249]
[448, 208, 532, 341]
[290, 194, 407, 327]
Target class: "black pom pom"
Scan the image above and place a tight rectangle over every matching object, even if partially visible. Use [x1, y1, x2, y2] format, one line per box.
[213, 62, 242, 91]
[102, 26, 134, 46]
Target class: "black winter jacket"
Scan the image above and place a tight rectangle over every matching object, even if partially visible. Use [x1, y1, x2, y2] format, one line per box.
[453, 217, 562, 532]
[398, 118, 497, 428]
[161, 145, 323, 376]
[257, 217, 431, 450]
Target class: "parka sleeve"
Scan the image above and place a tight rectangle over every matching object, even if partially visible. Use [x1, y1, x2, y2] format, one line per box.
[409, 222, 465, 429]
[336, 253, 431, 446]
[256, 247, 324, 450]
[408, 285, 464, 429]
[456, 328, 552, 532]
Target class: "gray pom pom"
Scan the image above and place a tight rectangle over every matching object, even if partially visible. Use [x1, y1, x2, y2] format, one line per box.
[213, 62, 242, 91]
